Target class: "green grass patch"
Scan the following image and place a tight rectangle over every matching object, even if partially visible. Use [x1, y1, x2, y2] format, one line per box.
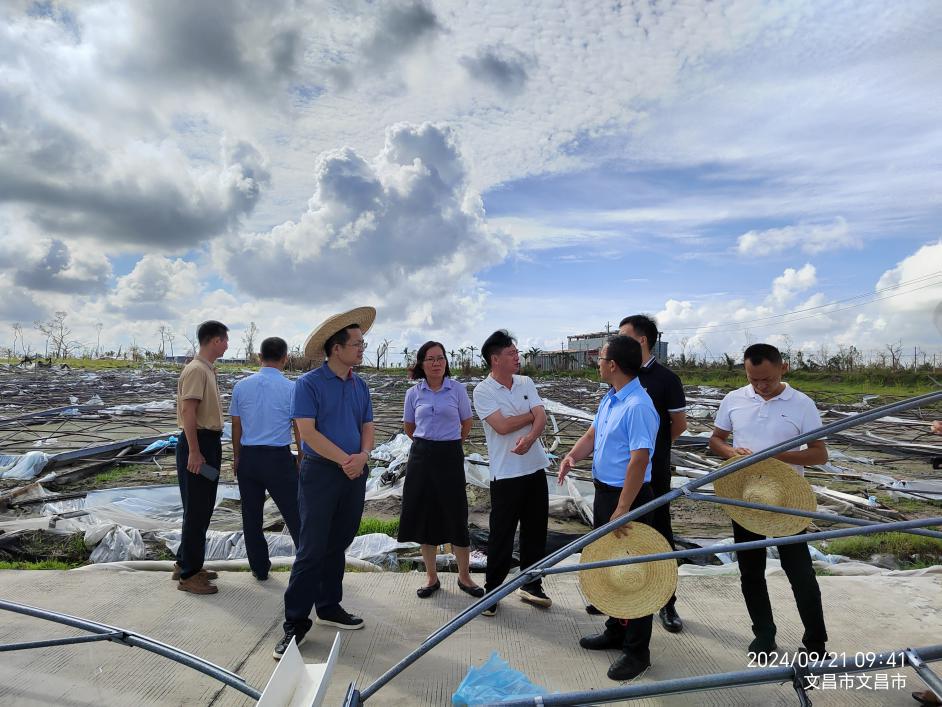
[817, 532, 942, 563]
[89, 463, 141, 486]
[0, 560, 79, 570]
[357, 516, 399, 536]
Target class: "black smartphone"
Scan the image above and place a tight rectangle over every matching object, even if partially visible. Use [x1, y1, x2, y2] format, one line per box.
[198, 463, 220, 481]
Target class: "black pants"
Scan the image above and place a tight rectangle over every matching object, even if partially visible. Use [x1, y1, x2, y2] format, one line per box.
[733, 521, 828, 651]
[237, 445, 302, 577]
[175, 429, 222, 580]
[284, 456, 366, 634]
[649, 457, 677, 610]
[485, 469, 549, 594]
[595, 481, 655, 664]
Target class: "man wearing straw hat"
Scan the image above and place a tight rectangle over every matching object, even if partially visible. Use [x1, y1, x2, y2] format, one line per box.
[273, 307, 376, 660]
[618, 313, 687, 633]
[558, 334, 661, 682]
[708, 343, 829, 660]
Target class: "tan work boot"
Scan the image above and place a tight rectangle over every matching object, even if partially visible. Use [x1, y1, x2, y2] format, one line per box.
[171, 563, 218, 581]
[177, 573, 218, 594]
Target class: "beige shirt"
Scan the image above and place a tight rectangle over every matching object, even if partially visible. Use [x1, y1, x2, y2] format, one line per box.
[176, 357, 224, 431]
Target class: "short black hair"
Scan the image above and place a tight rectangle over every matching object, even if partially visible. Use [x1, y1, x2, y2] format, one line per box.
[744, 343, 783, 366]
[260, 336, 288, 362]
[197, 320, 228, 345]
[324, 324, 359, 358]
[481, 329, 515, 370]
[605, 335, 642, 376]
[411, 341, 451, 380]
[619, 314, 658, 350]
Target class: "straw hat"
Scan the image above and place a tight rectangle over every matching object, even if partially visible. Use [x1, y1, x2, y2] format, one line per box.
[579, 523, 678, 619]
[302, 306, 376, 362]
[713, 455, 816, 537]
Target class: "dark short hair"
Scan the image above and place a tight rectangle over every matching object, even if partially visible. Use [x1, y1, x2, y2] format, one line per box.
[411, 341, 451, 380]
[481, 329, 515, 370]
[324, 324, 359, 358]
[744, 343, 783, 366]
[619, 314, 658, 350]
[260, 336, 288, 362]
[605, 335, 642, 376]
[197, 320, 228, 345]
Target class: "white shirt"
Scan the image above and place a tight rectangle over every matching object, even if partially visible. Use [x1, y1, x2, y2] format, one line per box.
[472, 374, 550, 480]
[714, 383, 823, 476]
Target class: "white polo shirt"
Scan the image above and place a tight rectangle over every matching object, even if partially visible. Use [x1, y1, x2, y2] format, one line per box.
[714, 383, 823, 476]
[473, 374, 550, 480]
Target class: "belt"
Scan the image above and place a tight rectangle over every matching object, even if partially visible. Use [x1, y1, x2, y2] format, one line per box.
[593, 479, 651, 493]
[196, 428, 223, 437]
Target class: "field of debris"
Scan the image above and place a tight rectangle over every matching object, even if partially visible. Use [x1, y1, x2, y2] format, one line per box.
[1, 363, 940, 571]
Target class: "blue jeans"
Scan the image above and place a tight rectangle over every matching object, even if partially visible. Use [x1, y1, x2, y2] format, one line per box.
[283, 456, 366, 633]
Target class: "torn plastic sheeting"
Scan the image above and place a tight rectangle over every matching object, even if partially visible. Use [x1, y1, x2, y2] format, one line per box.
[41, 483, 242, 529]
[0, 451, 51, 480]
[141, 436, 177, 454]
[102, 398, 174, 415]
[347, 532, 418, 570]
[156, 529, 296, 561]
[541, 398, 594, 422]
[85, 523, 146, 563]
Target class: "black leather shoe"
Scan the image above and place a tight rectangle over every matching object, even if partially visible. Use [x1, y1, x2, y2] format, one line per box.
[658, 605, 683, 633]
[457, 579, 485, 598]
[585, 603, 603, 615]
[748, 636, 778, 658]
[579, 631, 623, 651]
[607, 654, 650, 682]
[416, 580, 441, 598]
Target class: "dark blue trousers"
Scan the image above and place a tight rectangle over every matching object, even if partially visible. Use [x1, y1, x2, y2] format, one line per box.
[175, 429, 222, 580]
[283, 456, 366, 633]
[237, 445, 302, 577]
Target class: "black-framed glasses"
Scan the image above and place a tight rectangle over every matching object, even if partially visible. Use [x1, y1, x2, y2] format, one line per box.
[345, 340, 368, 350]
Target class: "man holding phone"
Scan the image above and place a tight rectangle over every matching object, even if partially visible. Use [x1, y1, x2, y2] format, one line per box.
[174, 320, 229, 595]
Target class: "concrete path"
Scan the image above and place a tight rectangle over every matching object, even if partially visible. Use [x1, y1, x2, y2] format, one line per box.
[0, 568, 939, 705]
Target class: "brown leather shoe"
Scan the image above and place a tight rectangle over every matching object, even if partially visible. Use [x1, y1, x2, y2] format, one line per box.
[177, 574, 218, 594]
[171, 563, 218, 581]
[912, 690, 941, 706]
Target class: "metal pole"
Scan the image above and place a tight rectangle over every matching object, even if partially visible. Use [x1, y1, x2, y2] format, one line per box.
[905, 648, 942, 699]
[356, 388, 942, 702]
[0, 600, 260, 700]
[493, 644, 942, 706]
[683, 492, 942, 540]
[540, 515, 942, 574]
[0, 632, 123, 652]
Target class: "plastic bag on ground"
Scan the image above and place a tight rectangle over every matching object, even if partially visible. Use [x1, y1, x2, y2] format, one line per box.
[452, 652, 550, 706]
[0, 451, 51, 480]
[86, 523, 146, 562]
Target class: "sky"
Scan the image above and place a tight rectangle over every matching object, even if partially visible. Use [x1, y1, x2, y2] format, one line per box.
[1, 0, 940, 365]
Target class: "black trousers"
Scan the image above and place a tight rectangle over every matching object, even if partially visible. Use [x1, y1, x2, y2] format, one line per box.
[284, 456, 366, 634]
[237, 445, 302, 577]
[595, 481, 655, 664]
[175, 429, 222, 580]
[649, 456, 677, 610]
[485, 469, 549, 594]
[733, 521, 828, 650]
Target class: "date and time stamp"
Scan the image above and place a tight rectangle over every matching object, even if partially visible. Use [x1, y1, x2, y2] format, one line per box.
[747, 651, 912, 691]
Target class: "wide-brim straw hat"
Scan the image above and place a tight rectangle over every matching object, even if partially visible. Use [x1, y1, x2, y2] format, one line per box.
[302, 306, 376, 362]
[579, 523, 678, 619]
[714, 455, 816, 537]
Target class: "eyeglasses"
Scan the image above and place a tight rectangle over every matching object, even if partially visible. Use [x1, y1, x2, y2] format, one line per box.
[598, 357, 612, 362]
[424, 356, 446, 363]
[345, 340, 368, 350]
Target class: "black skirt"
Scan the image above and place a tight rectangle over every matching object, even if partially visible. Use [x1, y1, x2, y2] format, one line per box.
[397, 437, 471, 546]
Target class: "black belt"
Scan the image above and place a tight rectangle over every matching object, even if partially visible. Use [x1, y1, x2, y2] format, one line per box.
[242, 444, 291, 450]
[593, 479, 651, 493]
[196, 428, 223, 437]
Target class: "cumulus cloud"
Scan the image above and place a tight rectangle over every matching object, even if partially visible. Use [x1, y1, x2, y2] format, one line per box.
[0, 238, 112, 294]
[460, 45, 532, 96]
[107, 254, 201, 320]
[216, 122, 509, 329]
[769, 264, 816, 305]
[874, 240, 942, 315]
[737, 218, 859, 256]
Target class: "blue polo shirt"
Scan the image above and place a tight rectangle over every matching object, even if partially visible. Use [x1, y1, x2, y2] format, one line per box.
[292, 362, 373, 458]
[592, 377, 659, 487]
[229, 366, 295, 446]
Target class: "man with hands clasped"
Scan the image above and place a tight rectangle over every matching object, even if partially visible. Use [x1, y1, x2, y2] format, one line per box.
[558, 335, 660, 682]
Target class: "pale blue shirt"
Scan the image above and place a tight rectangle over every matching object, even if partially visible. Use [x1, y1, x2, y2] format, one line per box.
[229, 367, 295, 446]
[592, 377, 659, 487]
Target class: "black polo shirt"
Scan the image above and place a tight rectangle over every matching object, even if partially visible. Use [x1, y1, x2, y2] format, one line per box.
[636, 358, 686, 476]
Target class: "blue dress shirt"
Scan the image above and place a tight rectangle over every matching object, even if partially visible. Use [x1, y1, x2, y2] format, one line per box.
[591, 377, 659, 487]
[292, 362, 373, 458]
[229, 367, 296, 446]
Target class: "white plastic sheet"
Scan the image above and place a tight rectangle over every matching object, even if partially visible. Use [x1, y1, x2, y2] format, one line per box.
[0, 451, 51, 480]
[85, 523, 146, 562]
